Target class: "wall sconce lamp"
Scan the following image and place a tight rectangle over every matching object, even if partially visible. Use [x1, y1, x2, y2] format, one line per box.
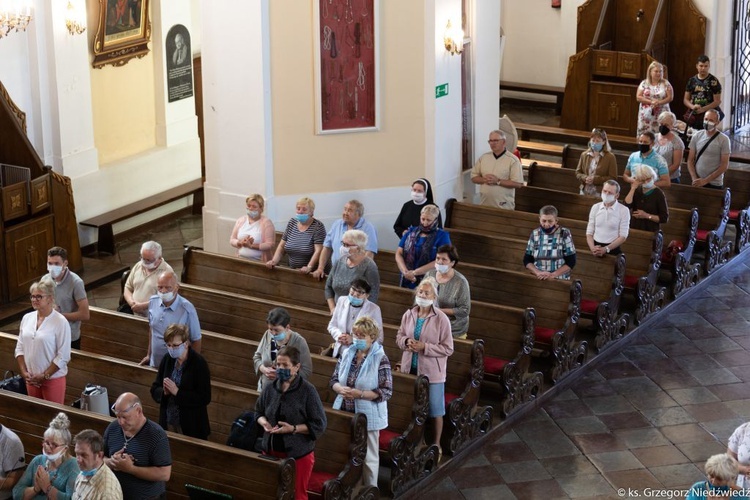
[444, 19, 463, 56]
[0, 0, 33, 39]
[65, 0, 86, 35]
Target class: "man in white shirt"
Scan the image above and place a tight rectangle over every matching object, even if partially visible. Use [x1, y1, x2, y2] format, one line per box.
[586, 180, 631, 258]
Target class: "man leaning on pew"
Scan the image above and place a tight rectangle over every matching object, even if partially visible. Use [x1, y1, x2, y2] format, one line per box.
[140, 271, 202, 368]
[586, 180, 630, 258]
[471, 130, 524, 209]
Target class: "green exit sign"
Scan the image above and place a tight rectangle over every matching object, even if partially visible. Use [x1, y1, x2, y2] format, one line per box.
[435, 83, 449, 98]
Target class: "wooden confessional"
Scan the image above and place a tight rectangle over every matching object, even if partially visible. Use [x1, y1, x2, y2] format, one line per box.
[560, 0, 706, 136]
[0, 81, 82, 304]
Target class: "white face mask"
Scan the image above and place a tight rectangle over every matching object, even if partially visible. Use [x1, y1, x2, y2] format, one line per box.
[339, 245, 351, 258]
[704, 121, 716, 131]
[47, 265, 64, 279]
[43, 448, 65, 463]
[415, 297, 433, 308]
[158, 291, 175, 303]
[601, 192, 616, 204]
[142, 259, 158, 271]
[435, 263, 451, 274]
[643, 180, 655, 189]
[411, 191, 426, 204]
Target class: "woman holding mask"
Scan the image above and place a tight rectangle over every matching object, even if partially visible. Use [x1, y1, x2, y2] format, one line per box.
[13, 412, 79, 500]
[150, 324, 212, 440]
[253, 307, 313, 391]
[574, 129, 618, 197]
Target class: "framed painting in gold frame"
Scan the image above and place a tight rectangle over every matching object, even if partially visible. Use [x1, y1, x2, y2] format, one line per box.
[92, 0, 151, 69]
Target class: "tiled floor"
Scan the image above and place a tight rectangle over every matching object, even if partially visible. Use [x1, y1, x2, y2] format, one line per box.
[421, 256, 750, 499]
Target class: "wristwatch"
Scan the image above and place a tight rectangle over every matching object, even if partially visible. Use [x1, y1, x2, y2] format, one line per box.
[44, 373, 50, 380]
[605, 246, 610, 254]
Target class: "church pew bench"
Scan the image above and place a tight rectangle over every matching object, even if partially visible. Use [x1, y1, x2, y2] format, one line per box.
[79, 178, 203, 255]
[447, 190, 665, 325]
[517, 140, 569, 160]
[0, 374, 295, 500]
[514, 122, 638, 151]
[0, 332, 368, 500]
[499, 81, 565, 114]
[496, 185, 700, 298]
[521, 158, 562, 170]
[181, 248, 540, 422]
[661, 184, 732, 275]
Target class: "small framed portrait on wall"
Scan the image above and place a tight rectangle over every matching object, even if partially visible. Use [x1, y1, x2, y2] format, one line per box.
[92, 0, 152, 68]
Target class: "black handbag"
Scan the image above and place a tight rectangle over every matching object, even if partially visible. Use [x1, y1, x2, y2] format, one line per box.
[0, 370, 27, 395]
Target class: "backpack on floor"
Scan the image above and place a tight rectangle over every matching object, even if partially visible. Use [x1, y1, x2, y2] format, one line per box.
[226, 410, 261, 452]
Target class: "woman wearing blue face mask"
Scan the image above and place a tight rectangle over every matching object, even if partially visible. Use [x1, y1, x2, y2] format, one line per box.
[330, 316, 392, 488]
[327, 279, 384, 357]
[13, 412, 79, 500]
[150, 323, 212, 440]
[267, 197, 327, 273]
[256, 346, 327, 500]
[253, 307, 313, 392]
[623, 164, 669, 233]
[524, 206, 577, 281]
[575, 128, 617, 197]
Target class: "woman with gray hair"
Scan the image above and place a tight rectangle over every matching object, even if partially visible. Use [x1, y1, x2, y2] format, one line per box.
[324, 229, 380, 312]
[396, 277, 453, 456]
[15, 277, 71, 404]
[654, 111, 686, 183]
[13, 412, 80, 499]
[395, 204, 451, 290]
[686, 453, 744, 499]
[623, 164, 669, 232]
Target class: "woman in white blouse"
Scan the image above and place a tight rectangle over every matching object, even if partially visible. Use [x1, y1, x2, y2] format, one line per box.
[15, 277, 71, 404]
[229, 193, 275, 262]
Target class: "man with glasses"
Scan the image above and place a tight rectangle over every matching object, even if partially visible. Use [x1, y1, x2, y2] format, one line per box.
[312, 200, 378, 280]
[470, 130, 524, 209]
[103, 393, 171, 499]
[123, 241, 174, 317]
[44, 247, 90, 350]
[140, 272, 202, 367]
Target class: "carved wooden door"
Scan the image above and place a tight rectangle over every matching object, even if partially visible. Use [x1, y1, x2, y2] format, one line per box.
[4, 215, 54, 300]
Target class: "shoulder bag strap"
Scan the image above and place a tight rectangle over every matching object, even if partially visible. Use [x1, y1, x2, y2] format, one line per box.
[695, 131, 720, 165]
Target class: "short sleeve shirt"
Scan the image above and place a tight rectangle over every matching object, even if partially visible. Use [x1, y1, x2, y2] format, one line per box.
[689, 130, 731, 187]
[322, 217, 379, 261]
[0, 426, 25, 500]
[685, 74, 722, 107]
[470, 151, 524, 209]
[625, 150, 669, 178]
[43, 269, 86, 341]
[282, 218, 327, 269]
[148, 294, 201, 367]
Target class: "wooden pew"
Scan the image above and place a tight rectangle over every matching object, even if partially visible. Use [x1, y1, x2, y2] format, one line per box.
[499, 81, 565, 114]
[181, 249, 538, 421]
[0, 342, 296, 500]
[661, 184, 733, 275]
[505, 184, 700, 298]
[0, 332, 370, 500]
[517, 140, 569, 161]
[514, 121, 639, 151]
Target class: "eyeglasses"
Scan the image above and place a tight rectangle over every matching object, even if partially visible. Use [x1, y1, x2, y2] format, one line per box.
[111, 401, 140, 417]
[341, 241, 358, 248]
[42, 440, 64, 448]
[164, 341, 185, 349]
[488, 139, 502, 143]
[30, 294, 47, 301]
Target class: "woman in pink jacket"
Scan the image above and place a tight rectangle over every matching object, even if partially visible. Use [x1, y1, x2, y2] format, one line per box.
[396, 276, 454, 456]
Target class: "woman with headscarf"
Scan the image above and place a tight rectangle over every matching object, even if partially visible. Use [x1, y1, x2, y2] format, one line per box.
[393, 178, 443, 238]
[395, 205, 451, 289]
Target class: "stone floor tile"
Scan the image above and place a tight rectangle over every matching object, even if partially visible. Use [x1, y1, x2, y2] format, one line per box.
[671, 354, 723, 371]
[655, 341, 703, 357]
[631, 445, 690, 467]
[603, 469, 664, 491]
[688, 297, 732, 313]
[541, 456, 598, 478]
[571, 381, 617, 398]
[596, 361, 643, 380]
[659, 423, 718, 444]
[494, 460, 551, 484]
[582, 395, 636, 415]
[642, 407, 698, 427]
[692, 337, 742, 354]
[666, 313, 714, 328]
[675, 440, 728, 462]
[570, 433, 628, 454]
[613, 428, 670, 449]
[482, 441, 536, 464]
[648, 463, 705, 488]
[608, 376, 662, 395]
[506, 479, 569, 499]
[599, 411, 653, 431]
[494, 430, 521, 444]
[543, 398, 595, 419]
[449, 464, 505, 490]
[709, 382, 750, 401]
[682, 402, 737, 422]
[624, 390, 679, 410]
[701, 418, 747, 442]
[689, 368, 742, 386]
[648, 370, 702, 390]
[556, 474, 617, 498]
[461, 484, 517, 500]
[725, 400, 750, 419]
[556, 416, 609, 436]
[667, 387, 722, 406]
[519, 431, 582, 460]
[587, 450, 644, 472]
[679, 324, 726, 341]
[710, 349, 750, 367]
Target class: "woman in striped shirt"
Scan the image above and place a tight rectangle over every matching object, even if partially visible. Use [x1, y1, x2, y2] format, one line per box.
[267, 197, 327, 273]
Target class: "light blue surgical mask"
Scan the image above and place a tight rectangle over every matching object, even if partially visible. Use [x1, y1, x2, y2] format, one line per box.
[80, 467, 98, 478]
[167, 343, 187, 359]
[271, 330, 287, 343]
[47, 265, 64, 279]
[246, 209, 260, 219]
[643, 181, 655, 190]
[590, 142, 603, 152]
[348, 294, 364, 307]
[353, 338, 368, 351]
[295, 213, 310, 223]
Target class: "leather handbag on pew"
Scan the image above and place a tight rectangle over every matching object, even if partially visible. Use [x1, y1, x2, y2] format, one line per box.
[0, 370, 27, 395]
